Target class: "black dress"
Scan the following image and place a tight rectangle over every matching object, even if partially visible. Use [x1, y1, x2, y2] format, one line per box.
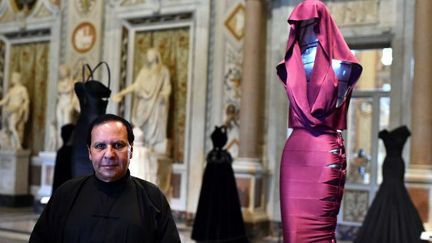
[355, 125, 426, 243]
[71, 64, 111, 177]
[191, 126, 248, 243]
[52, 124, 75, 193]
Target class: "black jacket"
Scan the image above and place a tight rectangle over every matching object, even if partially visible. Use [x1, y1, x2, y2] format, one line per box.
[30, 173, 180, 243]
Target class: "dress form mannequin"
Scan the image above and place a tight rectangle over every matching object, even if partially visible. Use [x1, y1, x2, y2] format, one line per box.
[276, 1, 363, 242]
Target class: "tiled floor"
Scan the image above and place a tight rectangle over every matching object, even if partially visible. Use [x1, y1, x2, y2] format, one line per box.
[0, 207, 356, 243]
[0, 207, 283, 243]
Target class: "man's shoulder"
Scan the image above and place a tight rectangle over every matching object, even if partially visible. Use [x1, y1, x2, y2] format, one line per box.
[131, 176, 161, 193]
[130, 176, 168, 207]
[54, 176, 90, 195]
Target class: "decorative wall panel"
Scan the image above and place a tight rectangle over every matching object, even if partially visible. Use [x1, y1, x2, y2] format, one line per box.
[325, 0, 380, 26]
[66, 0, 103, 74]
[342, 189, 369, 223]
[222, 1, 244, 159]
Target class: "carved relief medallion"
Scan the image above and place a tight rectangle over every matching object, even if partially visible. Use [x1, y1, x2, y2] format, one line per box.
[72, 22, 96, 53]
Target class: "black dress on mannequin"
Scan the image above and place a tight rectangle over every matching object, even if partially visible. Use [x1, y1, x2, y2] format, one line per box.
[191, 126, 248, 243]
[355, 126, 426, 243]
[71, 63, 111, 177]
[52, 124, 75, 193]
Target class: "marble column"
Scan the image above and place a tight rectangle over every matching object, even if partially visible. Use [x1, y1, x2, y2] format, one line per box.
[406, 0, 432, 231]
[410, 0, 432, 168]
[234, 0, 267, 223]
[238, 0, 265, 159]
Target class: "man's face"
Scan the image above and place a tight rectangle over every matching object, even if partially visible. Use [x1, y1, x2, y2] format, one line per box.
[88, 121, 133, 182]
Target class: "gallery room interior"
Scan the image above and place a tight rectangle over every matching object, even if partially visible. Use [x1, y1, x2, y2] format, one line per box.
[0, 0, 431, 242]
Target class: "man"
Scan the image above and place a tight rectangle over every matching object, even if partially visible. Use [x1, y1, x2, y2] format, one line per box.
[30, 114, 180, 243]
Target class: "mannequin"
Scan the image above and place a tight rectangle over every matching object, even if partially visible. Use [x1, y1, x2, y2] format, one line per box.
[276, 0, 363, 242]
[71, 63, 111, 177]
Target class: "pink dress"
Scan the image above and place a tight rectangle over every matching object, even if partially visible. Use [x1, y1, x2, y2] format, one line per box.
[276, 1, 362, 242]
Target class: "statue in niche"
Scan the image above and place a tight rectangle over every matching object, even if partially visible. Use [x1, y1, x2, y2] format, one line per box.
[113, 47, 172, 150]
[113, 48, 172, 194]
[0, 72, 30, 150]
[55, 64, 77, 148]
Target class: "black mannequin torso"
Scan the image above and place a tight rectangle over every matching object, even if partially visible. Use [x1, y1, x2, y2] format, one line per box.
[297, 19, 354, 107]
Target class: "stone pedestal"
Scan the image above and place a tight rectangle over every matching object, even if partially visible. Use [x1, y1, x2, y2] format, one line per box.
[233, 158, 268, 223]
[0, 150, 33, 206]
[37, 151, 56, 200]
[129, 139, 173, 199]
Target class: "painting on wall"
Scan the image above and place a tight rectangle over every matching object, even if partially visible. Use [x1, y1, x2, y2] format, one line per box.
[8, 42, 49, 154]
[132, 27, 190, 163]
[10, 0, 38, 15]
[75, 0, 97, 16]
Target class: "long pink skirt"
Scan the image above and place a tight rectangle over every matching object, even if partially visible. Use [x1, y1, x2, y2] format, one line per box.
[280, 128, 346, 242]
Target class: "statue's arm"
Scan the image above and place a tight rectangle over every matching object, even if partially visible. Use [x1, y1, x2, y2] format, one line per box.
[112, 80, 138, 102]
[0, 92, 10, 107]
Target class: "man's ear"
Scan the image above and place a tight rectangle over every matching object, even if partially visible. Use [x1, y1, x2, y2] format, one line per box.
[88, 146, 92, 160]
[129, 143, 133, 159]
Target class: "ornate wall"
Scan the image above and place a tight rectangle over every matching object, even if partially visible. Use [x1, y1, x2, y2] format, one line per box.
[0, 0, 60, 155]
[64, 0, 104, 75]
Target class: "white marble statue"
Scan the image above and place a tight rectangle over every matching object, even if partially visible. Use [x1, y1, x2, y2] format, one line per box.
[55, 65, 77, 147]
[0, 72, 30, 150]
[113, 48, 171, 148]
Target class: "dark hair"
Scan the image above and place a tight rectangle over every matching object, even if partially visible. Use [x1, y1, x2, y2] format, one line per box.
[86, 114, 134, 147]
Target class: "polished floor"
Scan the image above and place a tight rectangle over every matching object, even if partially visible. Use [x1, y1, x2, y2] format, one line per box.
[0, 207, 284, 243]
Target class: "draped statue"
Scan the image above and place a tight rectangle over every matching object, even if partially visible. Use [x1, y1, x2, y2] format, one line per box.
[113, 48, 171, 148]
